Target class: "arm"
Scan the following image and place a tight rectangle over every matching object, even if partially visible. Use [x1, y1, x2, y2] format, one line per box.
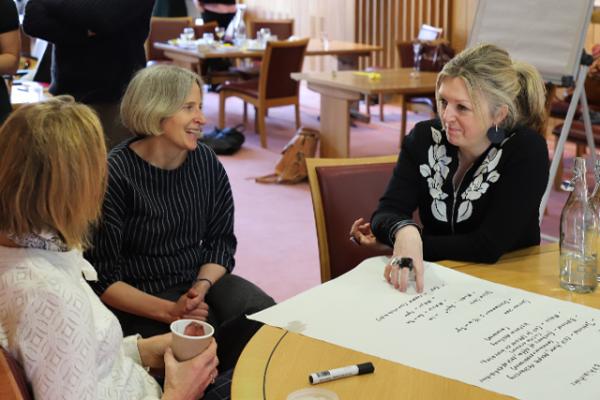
[196, 156, 237, 282]
[22, 0, 92, 45]
[0, 29, 19, 75]
[421, 133, 549, 263]
[371, 129, 422, 247]
[0, 0, 19, 75]
[188, 157, 235, 301]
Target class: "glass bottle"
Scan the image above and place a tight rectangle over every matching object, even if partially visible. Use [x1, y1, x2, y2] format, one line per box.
[588, 157, 600, 282]
[226, 4, 247, 45]
[559, 157, 598, 293]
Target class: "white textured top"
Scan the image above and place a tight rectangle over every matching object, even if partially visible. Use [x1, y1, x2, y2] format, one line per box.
[0, 245, 162, 399]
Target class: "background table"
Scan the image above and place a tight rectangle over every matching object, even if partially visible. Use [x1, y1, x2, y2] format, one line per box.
[232, 243, 600, 399]
[291, 68, 438, 157]
[154, 39, 382, 72]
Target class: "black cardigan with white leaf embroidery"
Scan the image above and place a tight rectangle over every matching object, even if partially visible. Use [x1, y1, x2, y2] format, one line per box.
[371, 119, 549, 263]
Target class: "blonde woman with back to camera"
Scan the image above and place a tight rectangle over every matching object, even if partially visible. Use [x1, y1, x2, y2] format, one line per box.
[0, 97, 219, 399]
[350, 43, 550, 293]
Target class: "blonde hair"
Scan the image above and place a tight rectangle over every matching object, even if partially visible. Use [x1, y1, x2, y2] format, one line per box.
[120, 65, 203, 136]
[436, 43, 547, 134]
[0, 96, 107, 250]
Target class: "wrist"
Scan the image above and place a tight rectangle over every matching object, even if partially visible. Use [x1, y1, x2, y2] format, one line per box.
[137, 337, 151, 369]
[193, 277, 213, 294]
[392, 221, 421, 243]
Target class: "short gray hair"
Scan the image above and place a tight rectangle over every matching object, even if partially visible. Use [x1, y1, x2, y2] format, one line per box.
[120, 65, 203, 136]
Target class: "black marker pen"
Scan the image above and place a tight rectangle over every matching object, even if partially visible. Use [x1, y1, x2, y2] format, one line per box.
[309, 362, 375, 384]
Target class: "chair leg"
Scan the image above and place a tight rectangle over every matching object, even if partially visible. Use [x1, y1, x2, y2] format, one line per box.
[243, 102, 248, 123]
[218, 93, 226, 130]
[379, 93, 384, 122]
[254, 106, 258, 134]
[257, 107, 267, 148]
[400, 96, 408, 147]
[295, 104, 301, 129]
[365, 95, 371, 118]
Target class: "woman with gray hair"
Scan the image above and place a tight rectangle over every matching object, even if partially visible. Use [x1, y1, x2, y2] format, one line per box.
[85, 65, 274, 375]
[350, 43, 549, 293]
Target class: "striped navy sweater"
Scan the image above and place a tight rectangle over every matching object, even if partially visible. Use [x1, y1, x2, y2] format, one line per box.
[85, 138, 236, 295]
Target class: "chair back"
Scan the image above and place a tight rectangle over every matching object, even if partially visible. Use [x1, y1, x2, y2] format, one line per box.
[147, 17, 193, 61]
[0, 347, 32, 400]
[259, 38, 309, 100]
[307, 156, 397, 282]
[193, 21, 218, 41]
[396, 39, 454, 72]
[249, 19, 294, 40]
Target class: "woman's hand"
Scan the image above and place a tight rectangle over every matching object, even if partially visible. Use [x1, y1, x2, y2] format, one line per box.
[162, 339, 219, 400]
[138, 333, 171, 370]
[384, 225, 425, 293]
[168, 288, 210, 322]
[349, 218, 389, 251]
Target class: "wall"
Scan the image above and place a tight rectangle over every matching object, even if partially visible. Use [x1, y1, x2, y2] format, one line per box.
[243, 0, 354, 71]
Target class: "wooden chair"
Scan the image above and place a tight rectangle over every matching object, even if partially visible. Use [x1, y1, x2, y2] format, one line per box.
[233, 19, 295, 81]
[218, 38, 309, 148]
[0, 347, 32, 400]
[192, 21, 218, 41]
[146, 16, 193, 65]
[248, 19, 294, 40]
[306, 155, 397, 282]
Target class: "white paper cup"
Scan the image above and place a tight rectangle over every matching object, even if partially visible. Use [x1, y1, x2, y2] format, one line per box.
[170, 319, 214, 361]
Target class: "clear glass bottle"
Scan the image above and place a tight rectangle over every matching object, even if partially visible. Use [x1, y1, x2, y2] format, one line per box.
[226, 4, 247, 44]
[559, 157, 598, 293]
[588, 157, 600, 282]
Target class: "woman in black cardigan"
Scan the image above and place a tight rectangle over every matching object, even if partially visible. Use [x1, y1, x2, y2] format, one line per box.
[351, 43, 549, 293]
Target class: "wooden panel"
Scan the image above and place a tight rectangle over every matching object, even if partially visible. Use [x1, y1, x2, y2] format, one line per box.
[355, 0, 452, 69]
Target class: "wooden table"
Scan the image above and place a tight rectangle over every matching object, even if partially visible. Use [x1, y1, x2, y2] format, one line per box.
[154, 39, 383, 72]
[291, 68, 438, 158]
[232, 243, 600, 399]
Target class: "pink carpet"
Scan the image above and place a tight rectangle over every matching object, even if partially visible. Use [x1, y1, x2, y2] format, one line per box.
[201, 84, 573, 302]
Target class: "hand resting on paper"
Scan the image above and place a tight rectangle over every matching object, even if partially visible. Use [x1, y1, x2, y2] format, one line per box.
[350, 218, 424, 293]
[385, 225, 425, 293]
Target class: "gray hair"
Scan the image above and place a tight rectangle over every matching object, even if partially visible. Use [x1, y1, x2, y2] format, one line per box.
[120, 65, 203, 136]
[436, 43, 547, 134]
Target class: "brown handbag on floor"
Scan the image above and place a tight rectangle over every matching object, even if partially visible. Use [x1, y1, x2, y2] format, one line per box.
[256, 127, 319, 184]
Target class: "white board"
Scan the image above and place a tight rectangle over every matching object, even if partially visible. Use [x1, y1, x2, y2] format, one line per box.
[468, 0, 594, 84]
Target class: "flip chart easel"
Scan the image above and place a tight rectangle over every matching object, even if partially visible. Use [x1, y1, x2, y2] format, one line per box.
[466, 0, 596, 224]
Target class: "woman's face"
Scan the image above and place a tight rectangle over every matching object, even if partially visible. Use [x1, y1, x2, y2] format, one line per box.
[438, 77, 491, 154]
[160, 83, 206, 151]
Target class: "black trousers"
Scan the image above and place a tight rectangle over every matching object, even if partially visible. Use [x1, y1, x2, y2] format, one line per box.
[113, 274, 275, 371]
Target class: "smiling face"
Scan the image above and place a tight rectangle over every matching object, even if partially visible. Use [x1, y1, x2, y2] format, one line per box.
[437, 76, 493, 157]
[160, 83, 205, 152]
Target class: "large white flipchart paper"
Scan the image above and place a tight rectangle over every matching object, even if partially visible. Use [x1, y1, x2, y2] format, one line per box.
[249, 257, 600, 399]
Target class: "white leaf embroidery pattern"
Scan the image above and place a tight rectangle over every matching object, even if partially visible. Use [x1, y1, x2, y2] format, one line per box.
[420, 126, 453, 222]
[457, 145, 504, 223]
[456, 201, 473, 223]
[432, 199, 448, 222]
[487, 171, 500, 182]
[432, 127, 442, 143]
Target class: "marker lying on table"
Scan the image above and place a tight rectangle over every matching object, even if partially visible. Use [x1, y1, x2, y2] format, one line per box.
[309, 362, 375, 384]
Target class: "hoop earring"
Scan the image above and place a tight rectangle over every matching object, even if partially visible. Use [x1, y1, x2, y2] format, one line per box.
[486, 124, 506, 144]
